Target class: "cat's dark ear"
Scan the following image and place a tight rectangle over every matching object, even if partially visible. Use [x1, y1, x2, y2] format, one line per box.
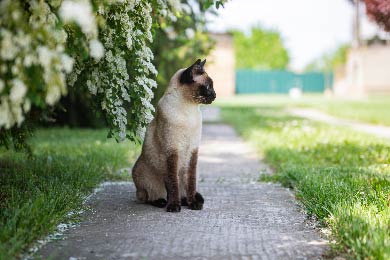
[179, 59, 201, 84]
[193, 59, 202, 66]
[200, 59, 206, 67]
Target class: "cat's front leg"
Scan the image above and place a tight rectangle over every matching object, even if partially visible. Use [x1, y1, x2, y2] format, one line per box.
[187, 149, 204, 210]
[165, 152, 181, 212]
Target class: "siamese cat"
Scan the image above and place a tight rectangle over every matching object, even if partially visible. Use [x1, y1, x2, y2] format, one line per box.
[132, 59, 216, 212]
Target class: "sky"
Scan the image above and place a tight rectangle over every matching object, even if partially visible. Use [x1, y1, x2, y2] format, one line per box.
[207, 0, 383, 71]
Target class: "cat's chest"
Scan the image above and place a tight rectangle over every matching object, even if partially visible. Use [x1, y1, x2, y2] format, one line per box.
[173, 114, 202, 150]
[175, 122, 201, 169]
[158, 99, 202, 152]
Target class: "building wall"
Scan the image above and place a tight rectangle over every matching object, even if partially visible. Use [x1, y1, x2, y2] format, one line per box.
[334, 46, 390, 97]
[206, 33, 235, 97]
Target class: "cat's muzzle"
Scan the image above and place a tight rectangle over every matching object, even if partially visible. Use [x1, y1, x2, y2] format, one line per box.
[202, 92, 216, 104]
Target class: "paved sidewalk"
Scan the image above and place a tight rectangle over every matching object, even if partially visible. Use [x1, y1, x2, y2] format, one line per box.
[201, 106, 221, 123]
[289, 108, 390, 139]
[38, 109, 328, 260]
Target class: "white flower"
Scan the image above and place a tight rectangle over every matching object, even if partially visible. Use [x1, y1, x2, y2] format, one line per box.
[28, 0, 58, 27]
[10, 79, 27, 102]
[11, 103, 24, 126]
[23, 54, 36, 67]
[11, 64, 19, 75]
[101, 100, 106, 110]
[105, 50, 114, 62]
[86, 80, 97, 95]
[46, 85, 61, 105]
[67, 72, 78, 86]
[126, 34, 133, 50]
[23, 99, 31, 112]
[136, 126, 146, 140]
[0, 29, 18, 60]
[168, 0, 182, 11]
[180, 4, 191, 14]
[185, 28, 195, 39]
[12, 10, 21, 20]
[164, 26, 177, 40]
[168, 14, 177, 22]
[59, 0, 96, 36]
[37, 46, 52, 68]
[61, 54, 74, 73]
[109, 105, 127, 141]
[54, 29, 68, 44]
[0, 97, 12, 129]
[14, 30, 31, 49]
[119, 130, 126, 141]
[89, 40, 105, 60]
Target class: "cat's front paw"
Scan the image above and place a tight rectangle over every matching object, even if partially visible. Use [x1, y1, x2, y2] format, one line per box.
[188, 201, 203, 210]
[166, 202, 181, 212]
[188, 192, 204, 210]
[195, 192, 204, 203]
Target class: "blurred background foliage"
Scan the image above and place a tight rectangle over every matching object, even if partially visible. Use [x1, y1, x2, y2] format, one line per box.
[151, 1, 216, 106]
[304, 44, 350, 72]
[232, 26, 290, 70]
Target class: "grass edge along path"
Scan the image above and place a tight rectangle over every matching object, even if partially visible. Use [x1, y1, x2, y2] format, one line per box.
[0, 128, 139, 260]
[216, 94, 390, 127]
[221, 105, 390, 260]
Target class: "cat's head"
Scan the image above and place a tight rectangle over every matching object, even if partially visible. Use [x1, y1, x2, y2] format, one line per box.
[178, 59, 216, 104]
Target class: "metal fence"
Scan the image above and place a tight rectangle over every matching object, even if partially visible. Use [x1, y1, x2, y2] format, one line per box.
[235, 70, 333, 94]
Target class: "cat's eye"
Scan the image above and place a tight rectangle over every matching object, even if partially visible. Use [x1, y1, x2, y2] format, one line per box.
[194, 66, 204, 74]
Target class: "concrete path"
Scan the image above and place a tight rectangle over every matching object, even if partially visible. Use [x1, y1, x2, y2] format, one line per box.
[38, 109, 328, 260]
[289, 108, 390, 139]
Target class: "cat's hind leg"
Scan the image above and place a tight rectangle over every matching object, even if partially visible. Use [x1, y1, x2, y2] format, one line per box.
[149, 198, 167, 208]
[132, 158, 167, 207]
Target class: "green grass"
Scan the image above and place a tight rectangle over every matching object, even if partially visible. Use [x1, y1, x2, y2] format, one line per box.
[220, 104, 390, 259]
[217, 94, 390, 126]
[0, 128, 139, 259]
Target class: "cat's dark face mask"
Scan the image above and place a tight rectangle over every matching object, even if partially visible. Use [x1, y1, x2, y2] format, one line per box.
[179, 59, 216, 104]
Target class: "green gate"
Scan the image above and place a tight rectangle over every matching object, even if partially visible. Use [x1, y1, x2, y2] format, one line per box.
[235, 70, 333, 94]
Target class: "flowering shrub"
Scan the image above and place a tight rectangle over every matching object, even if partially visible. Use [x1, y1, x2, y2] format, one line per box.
[364, 0, 390, 32]
[0, 0, 73, 130]
[0, 0, 226, 148]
